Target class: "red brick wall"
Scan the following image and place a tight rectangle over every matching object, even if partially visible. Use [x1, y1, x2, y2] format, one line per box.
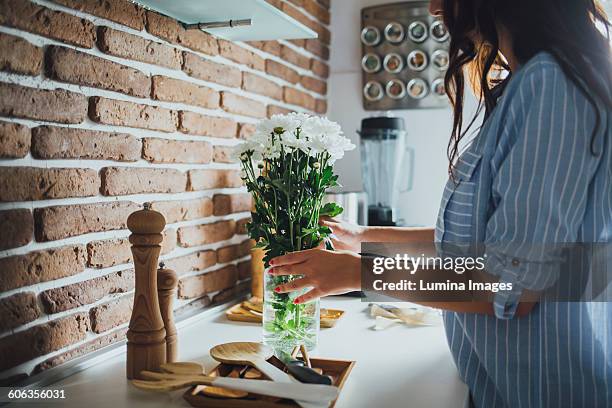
[0, 0, 330, 383]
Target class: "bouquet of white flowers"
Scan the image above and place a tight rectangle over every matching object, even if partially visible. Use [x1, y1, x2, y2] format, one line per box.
[236, 113, 355, 351]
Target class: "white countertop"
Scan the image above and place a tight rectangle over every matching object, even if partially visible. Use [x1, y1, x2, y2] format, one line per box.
[11, 297, 467, 408]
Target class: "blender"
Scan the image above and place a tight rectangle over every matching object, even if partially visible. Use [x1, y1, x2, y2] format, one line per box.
[359, 117, 414, 226]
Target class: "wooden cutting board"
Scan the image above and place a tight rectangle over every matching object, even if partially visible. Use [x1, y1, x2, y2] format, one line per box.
[226, 298, 345, 328]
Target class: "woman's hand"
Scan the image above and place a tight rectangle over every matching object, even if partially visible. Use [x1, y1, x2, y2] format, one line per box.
[319, 217, 366, 252]
[269, 249, 361, 304]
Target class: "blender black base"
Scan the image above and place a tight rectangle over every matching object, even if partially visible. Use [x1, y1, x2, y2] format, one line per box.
[368, 206, 396, 226]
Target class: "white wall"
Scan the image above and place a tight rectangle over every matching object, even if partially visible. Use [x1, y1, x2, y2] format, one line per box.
[327, 0, 478, 227]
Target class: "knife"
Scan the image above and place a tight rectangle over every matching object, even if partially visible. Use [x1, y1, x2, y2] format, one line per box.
[277, 351, 333, 385]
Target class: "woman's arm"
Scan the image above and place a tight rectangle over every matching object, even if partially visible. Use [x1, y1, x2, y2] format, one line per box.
[416, 302, 535, 317]
[320, 217, 434, 252]
[364, 226, 435, 243]
[268, 248, 537, 317]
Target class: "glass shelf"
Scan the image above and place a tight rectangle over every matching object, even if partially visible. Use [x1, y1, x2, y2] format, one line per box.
[132, 0, 318, 41]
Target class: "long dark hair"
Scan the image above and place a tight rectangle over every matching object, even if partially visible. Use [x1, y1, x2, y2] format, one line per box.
[443, 0, 612, 174]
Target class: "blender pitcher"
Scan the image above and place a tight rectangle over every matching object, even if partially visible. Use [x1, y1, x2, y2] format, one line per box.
[358, 117, 414, 226]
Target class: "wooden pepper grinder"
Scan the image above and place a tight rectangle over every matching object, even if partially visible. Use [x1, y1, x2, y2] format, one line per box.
[157, 262, 178, 363]
[126, 202, 167, 380]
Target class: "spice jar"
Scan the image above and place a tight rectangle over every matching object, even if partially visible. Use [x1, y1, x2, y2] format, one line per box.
[432, 50, 449, 71]
[407, 50, 429, 71]
[383, 53, 404, 73]
[431, 20, 449, 42]
[363, 81, 384, 101]
[407, 78, 429, 99]
[361, 53, 382, 73]
[361, 26, 381, 46]
[384, 22, 405, 43]
[408, 21, 428, 43]
[386, 79, 406, 99]
[432, 78, 446, 97]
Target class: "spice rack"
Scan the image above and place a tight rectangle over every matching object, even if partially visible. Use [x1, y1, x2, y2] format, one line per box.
[361, 1, 450, 110]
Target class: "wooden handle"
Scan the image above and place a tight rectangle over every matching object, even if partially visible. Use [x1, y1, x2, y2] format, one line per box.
[300, 345, 312, 368]
[250, 358, 326, 408]
[213, 377, 338, 403]
[250, 357, 293, 383]
[135, 372, 338, 403]
[157, 263, 178, 363]
[250, 247, 265, 299]
[126, 204, 167, 380]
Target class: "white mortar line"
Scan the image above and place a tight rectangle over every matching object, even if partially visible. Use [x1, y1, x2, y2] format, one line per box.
[0, 113, 250, 147]
[0, 187, 247, 212]
[0, 153, 242, 171]
[0, 207, 250, 258]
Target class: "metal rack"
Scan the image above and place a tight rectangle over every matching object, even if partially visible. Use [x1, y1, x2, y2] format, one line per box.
[361, 1, 450, 110]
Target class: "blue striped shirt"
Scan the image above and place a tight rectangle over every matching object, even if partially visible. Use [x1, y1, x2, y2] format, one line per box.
[435, 52, 611, 407]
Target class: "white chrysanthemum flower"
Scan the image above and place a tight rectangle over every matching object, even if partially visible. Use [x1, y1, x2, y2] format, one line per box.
[332, 137, 357, 162]
[232, 143, 249, 161]
[249, 131, 270, 147]
[255, 118, 276, 137]
[286, 112, 311, 127]
[281, 128, 309, 152]
[235, 114, 354, 163]
[257, 138, 282, 160]
[233, 139, 264, 162]
[304, 117, 340, 138]
[269, 114, 301, 134]
[251, 150, 264, 161]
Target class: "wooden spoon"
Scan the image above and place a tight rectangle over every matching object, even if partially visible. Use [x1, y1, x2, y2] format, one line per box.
[209, 343, 280, 380]
[161, 362, 247, 399]
[132, 371, 338, 403]
[242, 299, 263, 313]
[163, 362, 261, 398]
[209, 342, 330, 408]
[202, 368, 249, 399]
[160, 362, 203, 375]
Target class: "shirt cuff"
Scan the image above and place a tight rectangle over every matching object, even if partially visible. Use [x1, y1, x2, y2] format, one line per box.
[484, 248, 561, 319]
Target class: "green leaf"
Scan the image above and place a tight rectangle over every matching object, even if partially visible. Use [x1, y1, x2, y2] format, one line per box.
[254, 240, 268, 249]
[268, 179, 290, 195]
[318, 225, 332, 235]
[320, 202, 344, 217]
[298, 227, 318, 238]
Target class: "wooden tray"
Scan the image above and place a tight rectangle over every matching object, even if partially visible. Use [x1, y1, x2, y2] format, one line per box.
[183, 356, 355, 408]
[226, 301, 345, 328]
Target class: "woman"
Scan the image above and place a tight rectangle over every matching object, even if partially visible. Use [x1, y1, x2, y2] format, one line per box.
[269, 0, 612, 407]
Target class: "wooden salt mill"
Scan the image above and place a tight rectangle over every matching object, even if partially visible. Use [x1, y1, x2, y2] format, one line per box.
[157, 262, 178, 363]
[126, 202, 167, 380]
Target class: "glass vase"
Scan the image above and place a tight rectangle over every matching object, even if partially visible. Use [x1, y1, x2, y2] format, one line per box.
[263, 268, 320, 354]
